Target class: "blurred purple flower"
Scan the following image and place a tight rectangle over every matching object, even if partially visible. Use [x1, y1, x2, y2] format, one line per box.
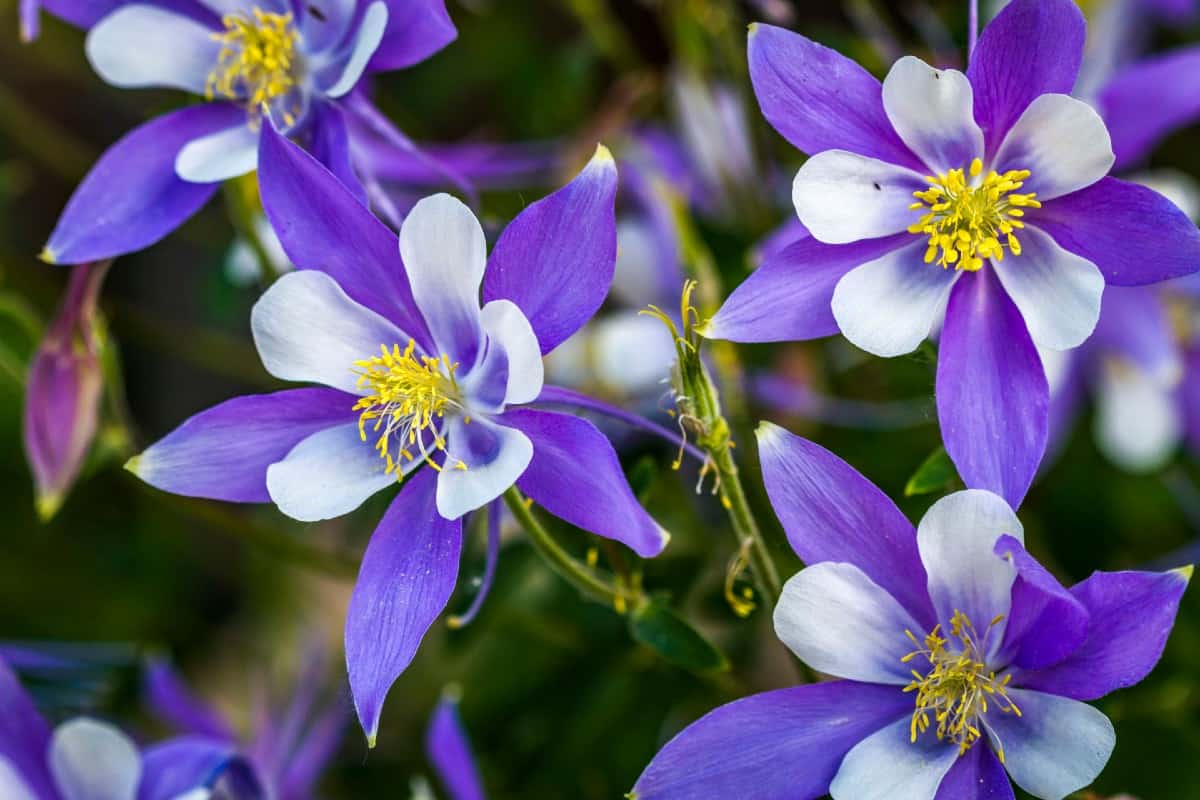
[704, 0, 1200, 510]
[634, 423, 1191, 800]
[22, 261, 109, 520]
[425, 693, 486, 800]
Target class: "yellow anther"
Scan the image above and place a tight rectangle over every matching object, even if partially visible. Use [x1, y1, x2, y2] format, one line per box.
[206, 8, 300, 122]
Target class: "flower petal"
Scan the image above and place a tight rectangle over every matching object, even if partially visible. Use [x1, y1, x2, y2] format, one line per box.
[346, 469, 462, 743]
[42, 104, 239, 264]
[85, 5, 218, 93]
[792, 150, 927, 244]
[129, 388, 352, 503]
[1094, 359, 1182, 472]
[175, 122, 258, 183]
[323, 1, 387, 98]
[467, 299, 543, 407]
[774, 562, 922, 684]
[992, 94, 1113, 202]
[1098, 45, 1200, 170]
[252, 270, 408, 394]
[966, 0, 1085, 155]
[756, 422, 934, 626]
[368, 0, 456, 71]
[702, 233, 909, 343]
[49, 718, 140, 800]
[747, 23, 920, 169]
[881, 57, 984, 174]
[138, 737, 240, 800]
[503, 408, 668, 557]
[426, 696, 485, 800]
[1035, 176, 1200, 286]
[1091, 286, 1181, 383]
[984, 689, 1114, 800]
[0, 762, 37, 800]
[266, 422, 399, 522]
[932, 742, 1014, 800]
[482, 145, 618, 354]
[306, 101, 367, 206]
[993, 535, 1089, 671]
[831, 240, 959, 357]
[829, 717, 960, 800]
[991, 226, 1103, 351]
[1017, 567, 1191, 700]
[937, 267, 1048, 508]
[917, 490, 1022, 649]
[436, 417, 532, 520]
[0, 660, 56, 800]
[400, 193, 487, 366]
[632, 682, 911, 800]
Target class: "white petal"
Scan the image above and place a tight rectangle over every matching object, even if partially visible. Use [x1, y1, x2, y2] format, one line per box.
[266, 422, 400, 521]
[475, 299, 543, 406]
[49, 718, 141, 800]
[399, 194, 487, 364]
[592, 313, 678, 395]
[85, 5, 220, 94]
[251, 270, 408, 394]
[1039, 346, 1071, 394]
[774, 562, 923, 685]
[992, 226, 1104, 351]
[175, 123, 258, 183]
[0, 759, 37, 800]
[612, 218, 666, 308]
[882, 56, 983, 174]
[985, 689, 1115, 800]
[436, 417, 533, 520]
[322, 1, 388, 97]
[792, 150, 927, 244]
[917, 490, 1021, 654]
[1095, 358, 1181, 473]
[830, 717, 960, 800]
[992, 94, 1114, 202]
[831, 241, 959, 357]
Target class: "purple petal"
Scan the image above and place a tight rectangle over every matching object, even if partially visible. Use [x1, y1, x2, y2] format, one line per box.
[128, 388, 353, 503]
[937, 268, 1047, 509]
[966, 0, 1085, 156]
[1099, 46, 1200, 170]
[35, 0, 216, 31]
[257, 123, 432, 346]
[502, 408, 668, 558]
[701, 233, 909, 344]
[367, 0, 456, 72]
[42, 104, 242, 264]
[632, 681, 910, 800]
[0, 659, 56, 800]
[346, 469, 463, 744]
[1036, 177, 1200, 286]
[1090, 286, 1180, 383]
[360, 137, 557, 191]
[482, 146, 618, 354]
[306, 101, 367, 206]
[1016, 567, 1191, 700]
[932, 742, 1013, 800]
[993, 535, 1089, 671]
[143, 660, 235, 742]
[755, 422, 935, 627]
[426, 695, 485, 800]
[747, 24, 921, 169]
[137, 736, 242, 800]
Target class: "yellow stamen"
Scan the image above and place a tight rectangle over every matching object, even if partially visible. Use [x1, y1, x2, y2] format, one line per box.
[908, 165, 1040, 272]
[206, 8, 300, 123]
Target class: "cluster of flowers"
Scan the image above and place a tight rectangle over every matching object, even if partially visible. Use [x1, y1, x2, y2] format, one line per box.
[8, 0, 1200, 797]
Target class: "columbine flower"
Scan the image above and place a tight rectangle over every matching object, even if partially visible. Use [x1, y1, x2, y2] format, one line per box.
[703, 0, 1200, 510]
[38, 0, 457, 265]
[126, 125, 668, 742]
[633, 422, 1190, 800]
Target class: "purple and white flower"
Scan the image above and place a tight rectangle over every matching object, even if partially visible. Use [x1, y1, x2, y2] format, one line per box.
[126, 125, 669, 742]
[703, 0, 1200, 509]
[633, 422, 1190, 800]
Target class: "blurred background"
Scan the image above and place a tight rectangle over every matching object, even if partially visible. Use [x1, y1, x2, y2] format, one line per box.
[3, 0, 1200, 797]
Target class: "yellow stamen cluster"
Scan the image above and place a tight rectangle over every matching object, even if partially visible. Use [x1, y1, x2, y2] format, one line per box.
[901, 610, 1021, 759]
[352, 341, 468, 476]
[206, 9, 300, 123]
[908, 158, 1041, 272]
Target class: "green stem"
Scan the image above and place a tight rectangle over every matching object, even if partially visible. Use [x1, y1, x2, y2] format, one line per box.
[710, 440, 782, 601]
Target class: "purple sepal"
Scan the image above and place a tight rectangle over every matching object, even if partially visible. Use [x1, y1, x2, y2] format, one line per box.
[994, 535, 1089, 671]
[426, 694, 486, 800]
[368, 0, 456, 72]
[137, 736, 244, 800]
[1099, 46, 1200, 170]
[0, 658, 57, 800]
[307, 101, 367, 206]
[931, 740, 1014, 800]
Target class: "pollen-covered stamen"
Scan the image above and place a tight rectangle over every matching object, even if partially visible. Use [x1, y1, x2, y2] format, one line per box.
[901, 610, 1021, 759]
[206, 8, 301, 125]
[908, 158, 1041, 272]
[352, 341, 469, 478]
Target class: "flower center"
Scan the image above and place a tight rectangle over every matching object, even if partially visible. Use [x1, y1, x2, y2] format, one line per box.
[907, 158, 1041, 272]
[352, 341, 468, 476]
[901, 610, 1021, 759]
[207, 8, 301, 124]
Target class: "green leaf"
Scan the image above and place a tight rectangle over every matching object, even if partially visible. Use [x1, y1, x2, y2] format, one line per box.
[905, 447, 960, 497]
[629, 597, 728, 673]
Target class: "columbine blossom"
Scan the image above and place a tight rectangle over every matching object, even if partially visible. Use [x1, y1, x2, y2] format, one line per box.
[703, 0, 1200, 509]
[634, 423, 1190, 800]
[38, 0, 457, 265]
[126, 125, 668, 742]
